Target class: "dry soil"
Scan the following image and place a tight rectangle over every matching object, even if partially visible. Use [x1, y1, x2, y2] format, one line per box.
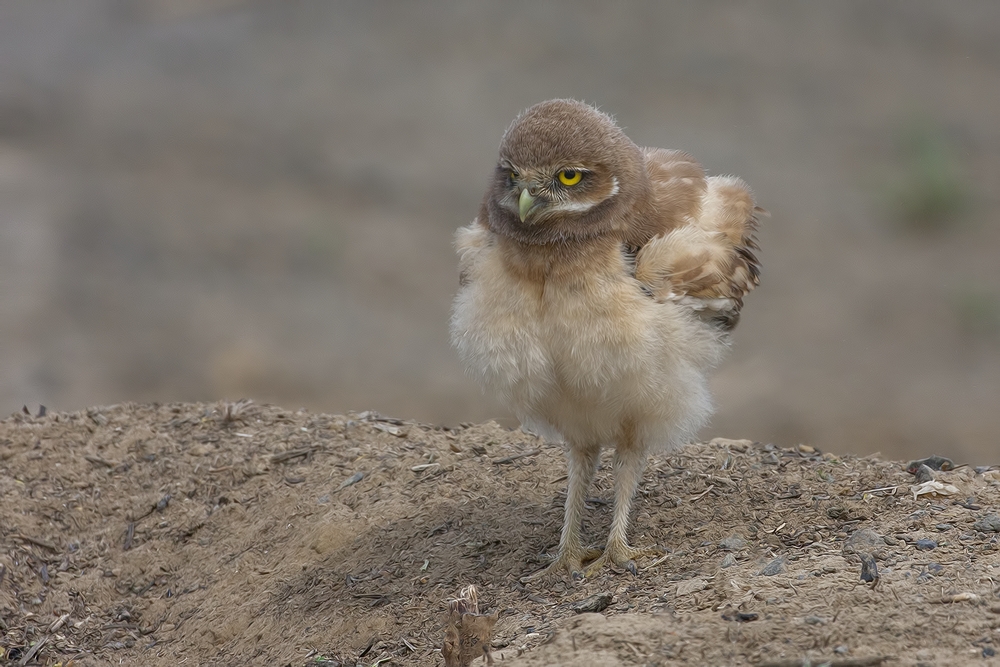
[2, 402, 999, 666]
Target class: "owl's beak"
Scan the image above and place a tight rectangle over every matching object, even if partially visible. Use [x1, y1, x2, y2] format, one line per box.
[518, 188, 539, 223]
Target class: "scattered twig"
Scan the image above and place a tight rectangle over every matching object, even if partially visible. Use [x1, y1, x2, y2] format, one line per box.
[123, 522, 135, 551]
[759, 658, 888, 667]
[492, 449, 541, 465]
[358, 635, 378, 658]
[48, 613, 71, 633]
[18, 636, 48, 666]
[929, 592, 979, 604]
[689, 485, 716, 502]
[271, 447, 314, 463]
[372, 422, 407, 437]
[84, 455, 116, 468]
[861, 486, 899, 496]
[12, 535, 58, 552]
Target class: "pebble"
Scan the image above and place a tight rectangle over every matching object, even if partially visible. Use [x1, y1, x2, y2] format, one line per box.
[720, 610, 758, 622]
[676, 578, 708, 596]
[859, 553, 879, 582]
[934, 523, 953, 532]
[761, 557, 786, 576]
[336, 471, 365, 491]
[905, 455, 954, 473]
[843, 528, 883, 555]
[973, 514, 1000, 533]
[570, 592, 612, 614]
[719, 535, 747, 551]
[912, 464, 935, 483]
[914, 539, 937, 551]
[721, 553, 737, 568]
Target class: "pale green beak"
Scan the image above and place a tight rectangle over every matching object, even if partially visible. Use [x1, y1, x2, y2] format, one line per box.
[518, 188, 537, 223]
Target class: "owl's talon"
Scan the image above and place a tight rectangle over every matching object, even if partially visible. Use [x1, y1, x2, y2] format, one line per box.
[521, 547, 603, 583]
[583, 543, 663, 578]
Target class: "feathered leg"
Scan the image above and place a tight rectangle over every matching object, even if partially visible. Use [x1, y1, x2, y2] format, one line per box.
[584, 434, 662, 577]
[523, 442, 602, 580]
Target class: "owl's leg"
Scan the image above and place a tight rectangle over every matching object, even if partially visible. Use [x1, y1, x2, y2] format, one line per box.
[583, 437, 662, 577]
[522, 441, 601, 581]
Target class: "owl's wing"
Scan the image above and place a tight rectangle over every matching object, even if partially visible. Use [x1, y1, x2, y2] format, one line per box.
[635, 151, 762, 330]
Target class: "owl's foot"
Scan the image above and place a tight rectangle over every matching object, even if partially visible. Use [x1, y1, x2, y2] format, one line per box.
[521, 547, 604, 583]
[582, 541, 664, 578]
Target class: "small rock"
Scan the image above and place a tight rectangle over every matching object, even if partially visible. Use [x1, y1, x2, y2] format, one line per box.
[843, 528, 884, 556]
[934, 523, 953, 532]
[797, 444, 816, 454]
[569, 592, 612, 614]
[709, 438, 753, 452]
[804, 615, 826, 625]
[761, 557, 786, 576]
[676, 578, 708, 596]
[914, 539, 937, 551]
[859, 553, 879, 582]
[912, 464, 935, 483]
[721, 553, 737, 568]
[719, 535, 747, 551]
[905, 455, 954, 473]
[336, 471, 365, 491]
[973, 514, 1000, 533]
[720, 610, 758, 622]
[834, 645, 849, 655]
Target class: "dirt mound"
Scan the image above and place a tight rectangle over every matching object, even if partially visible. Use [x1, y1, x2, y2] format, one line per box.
[1, 402, 998, 666]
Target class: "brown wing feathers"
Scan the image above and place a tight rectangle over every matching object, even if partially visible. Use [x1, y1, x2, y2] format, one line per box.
[634, 153, 762, 330]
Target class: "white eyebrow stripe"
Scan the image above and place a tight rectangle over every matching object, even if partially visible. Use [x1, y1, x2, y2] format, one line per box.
[609, 177, 620, 197]
[548, 199, 599, 214]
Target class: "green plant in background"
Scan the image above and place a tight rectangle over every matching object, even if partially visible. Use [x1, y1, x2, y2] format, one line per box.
[952, 286, 1000, 340]
[884, 121, 971, 232]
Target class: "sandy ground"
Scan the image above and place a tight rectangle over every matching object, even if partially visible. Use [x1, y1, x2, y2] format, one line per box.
[2, 402, 999, 666]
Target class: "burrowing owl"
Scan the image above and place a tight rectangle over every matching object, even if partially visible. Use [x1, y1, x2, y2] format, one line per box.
[451, 99, 761, 579]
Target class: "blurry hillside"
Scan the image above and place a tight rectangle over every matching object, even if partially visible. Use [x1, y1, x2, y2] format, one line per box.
[0, 1, 998, 462]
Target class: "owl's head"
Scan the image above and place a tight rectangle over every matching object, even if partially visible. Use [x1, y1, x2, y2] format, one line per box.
[483, 99, 648, 245]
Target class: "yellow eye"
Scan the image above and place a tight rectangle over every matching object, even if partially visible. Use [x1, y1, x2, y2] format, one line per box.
[558, 169, 582, 186]
[509, 171, 518, 182]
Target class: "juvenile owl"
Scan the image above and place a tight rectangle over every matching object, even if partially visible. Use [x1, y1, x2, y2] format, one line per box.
[451, 99, 761, 579]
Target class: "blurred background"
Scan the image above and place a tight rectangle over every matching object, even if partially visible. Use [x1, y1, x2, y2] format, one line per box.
[1, 1, 998, 462]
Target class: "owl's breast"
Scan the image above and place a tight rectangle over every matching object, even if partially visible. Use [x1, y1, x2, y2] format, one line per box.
[451, 236, 683, 410]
